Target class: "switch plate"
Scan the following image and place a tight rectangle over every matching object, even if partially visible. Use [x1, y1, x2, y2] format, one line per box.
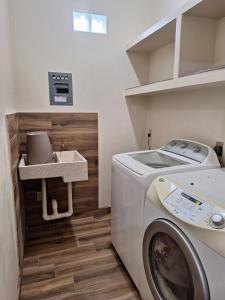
[216, 141, 224, 147]
[48, 72, 73, 106]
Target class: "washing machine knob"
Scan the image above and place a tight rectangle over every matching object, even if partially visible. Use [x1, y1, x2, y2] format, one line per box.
[180, 142, 188, 149]
[193, 146, 201, 153]
[170, 141, 177, 146]
[210, 214, 225, 228]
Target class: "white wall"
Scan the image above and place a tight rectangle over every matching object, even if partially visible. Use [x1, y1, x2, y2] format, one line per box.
[147, 87, 225, 165]
[2, 0, 223, 297]
[7, 0, 156, 207]
[0, 0, 19, 299]
[8, 0, 189, 207]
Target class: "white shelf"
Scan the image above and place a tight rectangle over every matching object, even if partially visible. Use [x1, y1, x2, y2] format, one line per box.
[187, 0, 225, 19]
[126, 20, 176, 85]
[126, 0, 202, 53]
[126, 18, 176, 53]
[125, 0, 225, 97]
[179, 2, 225, 77]
[125, 69, 225, 97]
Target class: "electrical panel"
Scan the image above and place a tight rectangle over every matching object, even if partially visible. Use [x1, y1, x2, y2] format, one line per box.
[48, 72, 73, 106]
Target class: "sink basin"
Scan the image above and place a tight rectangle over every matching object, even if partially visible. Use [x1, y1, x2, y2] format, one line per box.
[19, 150, 88, 183]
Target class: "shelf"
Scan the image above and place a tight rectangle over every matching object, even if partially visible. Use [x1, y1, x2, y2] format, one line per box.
[125, 0, 204, 87]
[125, 0, 225, 97]
[126, 18, 176, 53]
[125, 0, 203, 52]
[125, 69, 225, 97]
[126, 19, 176, 85]
[179, 6, 225, 77]
[187, 0, 225, 19]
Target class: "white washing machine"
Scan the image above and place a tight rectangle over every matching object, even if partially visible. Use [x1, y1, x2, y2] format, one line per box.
[111, 139, 220, 288]
[140, 169, 225, 300]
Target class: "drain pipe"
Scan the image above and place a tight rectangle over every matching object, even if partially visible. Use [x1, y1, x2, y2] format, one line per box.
[41, 179, 73, 221]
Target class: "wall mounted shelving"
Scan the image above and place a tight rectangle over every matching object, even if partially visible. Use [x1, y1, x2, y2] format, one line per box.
[126, 18, 176, 85]
[126, 0, 225, 97]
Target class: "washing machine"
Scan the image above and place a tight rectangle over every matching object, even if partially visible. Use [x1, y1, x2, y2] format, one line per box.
[140, 169, 225, 300]
[111, 139, 220, 288]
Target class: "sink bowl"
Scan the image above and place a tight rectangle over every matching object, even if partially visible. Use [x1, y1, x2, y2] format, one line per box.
[19, 150, 88, 183]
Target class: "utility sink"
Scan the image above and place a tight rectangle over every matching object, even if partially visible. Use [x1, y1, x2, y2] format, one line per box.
[19, 150, 88, 183]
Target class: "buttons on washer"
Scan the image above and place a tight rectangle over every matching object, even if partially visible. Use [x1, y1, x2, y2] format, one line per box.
[158, 178, 165, 183]
[180, 142, 188, 149]
[170, 141, 177, 146]
[210, 213, 225, 229]
[193, 146, 201, 153]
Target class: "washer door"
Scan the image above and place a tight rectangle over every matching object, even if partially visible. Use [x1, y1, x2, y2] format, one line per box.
[143, 219, 210, 300]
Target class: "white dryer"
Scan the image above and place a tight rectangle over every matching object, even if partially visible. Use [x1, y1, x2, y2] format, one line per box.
[111, 139, 220, 288]
[140, 169, 225, 300]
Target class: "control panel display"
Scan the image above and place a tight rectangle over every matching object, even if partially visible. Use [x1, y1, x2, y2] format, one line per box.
[48, 72, 73, 106]
[164, 188, 214, 223]
[181, 192, 202, 206]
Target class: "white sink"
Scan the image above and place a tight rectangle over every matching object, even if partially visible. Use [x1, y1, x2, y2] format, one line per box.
[19, 150, 88, 183]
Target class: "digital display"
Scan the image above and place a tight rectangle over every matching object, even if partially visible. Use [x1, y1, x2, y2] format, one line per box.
[56, 87, 69, 94]
[164, 188, 213, 224]
[181, 192, 202, 206]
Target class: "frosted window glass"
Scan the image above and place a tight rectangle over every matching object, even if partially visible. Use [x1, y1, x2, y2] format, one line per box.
[91, 14, 107, 34]
[73, 12, 90, 32]
[73, 11, 107, 34]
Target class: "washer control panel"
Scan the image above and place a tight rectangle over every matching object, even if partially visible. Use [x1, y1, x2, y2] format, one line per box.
[152, 176, 225, 232]
[164, 188, 214, 224]
[161, 140, 209, 163]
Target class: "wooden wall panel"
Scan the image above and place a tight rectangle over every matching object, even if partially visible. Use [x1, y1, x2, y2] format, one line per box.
[7, 112, 99, 258]
[6, 113, 25, 274]
[17, 113, 99, 237]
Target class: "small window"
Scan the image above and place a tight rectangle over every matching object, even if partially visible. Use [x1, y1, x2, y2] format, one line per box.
[73, 11, 107, 34]
[73, 12, 90, 33]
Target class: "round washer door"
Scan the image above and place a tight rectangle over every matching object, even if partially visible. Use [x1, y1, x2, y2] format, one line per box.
[143, 219, 210, 300]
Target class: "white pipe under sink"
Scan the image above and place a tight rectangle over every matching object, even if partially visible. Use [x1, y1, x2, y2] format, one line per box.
[41, 179, 73, 221]
[18, 150, 88, 221]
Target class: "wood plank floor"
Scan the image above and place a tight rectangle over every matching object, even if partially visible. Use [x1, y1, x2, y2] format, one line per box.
[20, 212, 141, 300]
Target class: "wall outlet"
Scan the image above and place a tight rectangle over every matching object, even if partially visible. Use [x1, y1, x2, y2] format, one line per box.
[148, 128, 152, 138]
[37, 191, 42, 202]
[147, 129, 152, 150]
[216, 141, 224, 148]
[214, 141, 224, 157]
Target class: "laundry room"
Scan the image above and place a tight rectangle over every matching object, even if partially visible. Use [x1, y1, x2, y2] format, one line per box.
[1, 0, 225, 299]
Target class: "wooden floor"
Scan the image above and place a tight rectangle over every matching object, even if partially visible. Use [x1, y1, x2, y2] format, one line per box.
[20, 211, 141, 300]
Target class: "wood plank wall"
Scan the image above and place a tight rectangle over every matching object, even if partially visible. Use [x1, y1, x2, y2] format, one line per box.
[6, 113, 25, 274]
[6, 112, 99, 255]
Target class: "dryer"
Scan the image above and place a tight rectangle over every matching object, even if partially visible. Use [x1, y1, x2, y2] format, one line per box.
[111, 139, 220, 288]
[140, 169, 225, 300]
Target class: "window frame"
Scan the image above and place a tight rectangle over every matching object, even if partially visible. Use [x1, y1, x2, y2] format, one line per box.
[73, 11, 107, 35]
